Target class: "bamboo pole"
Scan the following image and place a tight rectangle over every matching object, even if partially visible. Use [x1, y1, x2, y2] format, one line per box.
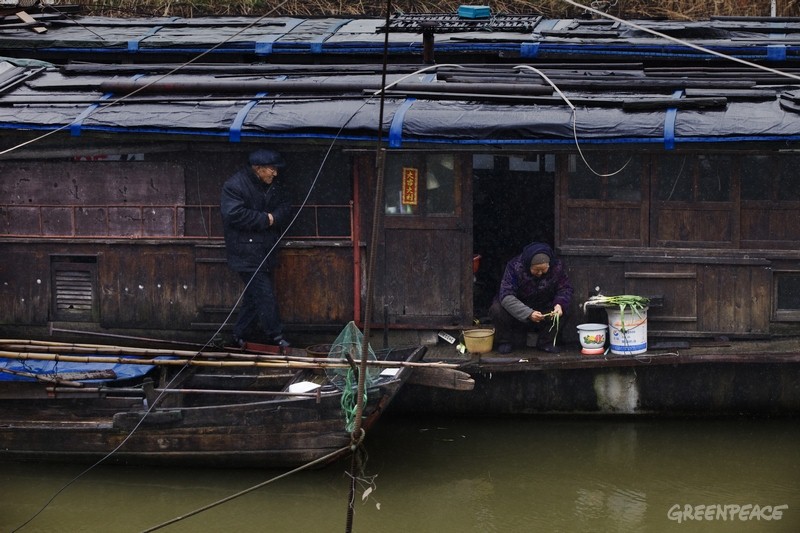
[0, 350, 458, 370]
[46, 386, 323, 398]
[0, 339, 453, 368]
[0, 339, 223, 358]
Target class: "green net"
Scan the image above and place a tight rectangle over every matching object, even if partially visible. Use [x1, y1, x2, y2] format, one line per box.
[327, 321, 380, 432]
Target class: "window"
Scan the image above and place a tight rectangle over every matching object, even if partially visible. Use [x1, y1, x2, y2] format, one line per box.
[658, 155, 731, 202]
[744, 154, 800, 202]
[777, 157, 800, 201]
[740, 154, 800, 246]
[741, 155, 770, 201]
[283, 151, 353, 239]
[775, 271, 800, 320]
[384, 153, 456, 216]
[567, 153, 642, 201]
[698, 155, 731, 201]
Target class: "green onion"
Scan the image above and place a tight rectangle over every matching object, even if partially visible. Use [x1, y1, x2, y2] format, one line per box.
[583, 294, 650, 331]
[544, 310, 561, 347]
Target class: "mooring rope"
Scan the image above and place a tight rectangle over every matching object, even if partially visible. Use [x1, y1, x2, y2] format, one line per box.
[139, 445, 352, 533]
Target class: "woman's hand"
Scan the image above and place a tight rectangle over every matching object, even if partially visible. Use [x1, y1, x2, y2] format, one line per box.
[553, 304, 563, 317]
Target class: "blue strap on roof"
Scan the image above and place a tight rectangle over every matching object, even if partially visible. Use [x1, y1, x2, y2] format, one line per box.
[389, 98, 416, 148]
[520, 43, 540, 58]
[127, 24, 170, 52]
[664, 89, 684, 150]
[767, 44, 786, 61]
[70, 93, 112, 137]
[255, 19, 308, 55]
[309, 19, 352, 54]
[522, 19, 559, 57]
[254, 41, 273, 55]
[230, 91, 268, 142]
[389, 73, 435, 148]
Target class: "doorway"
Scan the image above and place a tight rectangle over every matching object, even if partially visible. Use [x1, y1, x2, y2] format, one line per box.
[472, 153, 557, 320]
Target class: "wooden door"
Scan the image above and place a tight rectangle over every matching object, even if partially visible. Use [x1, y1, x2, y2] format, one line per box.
[373, 152, 473, 327]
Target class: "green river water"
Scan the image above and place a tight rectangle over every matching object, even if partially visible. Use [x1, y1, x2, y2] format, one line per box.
[2, 416, 798, 532]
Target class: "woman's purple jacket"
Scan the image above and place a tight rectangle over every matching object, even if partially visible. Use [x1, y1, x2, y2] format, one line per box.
[494, 242, 574, 312]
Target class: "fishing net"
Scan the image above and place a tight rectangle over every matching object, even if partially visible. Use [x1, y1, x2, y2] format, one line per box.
[326, 321, 380, 390]
[326, 321, 380, 432]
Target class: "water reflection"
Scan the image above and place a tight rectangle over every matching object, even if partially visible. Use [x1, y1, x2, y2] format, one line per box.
[1, 417, 798, 532]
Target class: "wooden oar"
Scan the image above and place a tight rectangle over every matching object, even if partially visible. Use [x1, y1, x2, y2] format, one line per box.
[406, 366, 474, 390]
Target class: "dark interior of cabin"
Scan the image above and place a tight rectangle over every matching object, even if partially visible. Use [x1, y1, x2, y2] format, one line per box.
[471, 153, 556, 320]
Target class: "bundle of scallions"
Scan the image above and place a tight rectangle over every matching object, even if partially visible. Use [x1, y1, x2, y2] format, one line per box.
[582, 294, 650, 317]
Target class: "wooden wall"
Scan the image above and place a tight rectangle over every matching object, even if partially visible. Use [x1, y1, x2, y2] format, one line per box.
[561, 248, 774, 339]
[557, 150, 798, 339]
[0, 240, 355, 339]
[0, 145, 358, 340]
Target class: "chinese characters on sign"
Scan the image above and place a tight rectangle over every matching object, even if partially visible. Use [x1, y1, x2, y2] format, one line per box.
[402, 167, 419, 206]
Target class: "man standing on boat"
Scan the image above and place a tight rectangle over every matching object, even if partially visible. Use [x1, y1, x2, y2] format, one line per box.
[489, 242, 573, 354]
[221, 149, 292, 349]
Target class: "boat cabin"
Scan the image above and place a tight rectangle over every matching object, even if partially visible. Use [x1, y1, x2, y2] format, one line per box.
[1, 8, 800, 347]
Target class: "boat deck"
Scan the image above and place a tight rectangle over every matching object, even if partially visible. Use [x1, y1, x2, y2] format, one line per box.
[421, 336, 800, 373]
[385, 337, 800, 417]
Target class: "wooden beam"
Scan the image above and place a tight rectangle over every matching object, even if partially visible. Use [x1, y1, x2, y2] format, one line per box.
[14, 10, 47, 33]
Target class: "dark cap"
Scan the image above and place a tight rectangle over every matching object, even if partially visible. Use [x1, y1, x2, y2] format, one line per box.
[249, 149, 285, 168]
[521, 242, 554, 269]
[530, 253, 550, 265]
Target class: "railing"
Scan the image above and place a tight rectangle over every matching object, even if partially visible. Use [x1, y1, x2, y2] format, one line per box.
[0, 203, 354, 240]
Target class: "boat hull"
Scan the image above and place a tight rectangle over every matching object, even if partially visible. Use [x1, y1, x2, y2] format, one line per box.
[0, 346, 425, 468]
[392, 351, 800, 417]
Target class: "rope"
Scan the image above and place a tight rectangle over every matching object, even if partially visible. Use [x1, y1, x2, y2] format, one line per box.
[340, 367, 368, 433]
[345, 1, 394, 531]
[139, 445, 351, 533]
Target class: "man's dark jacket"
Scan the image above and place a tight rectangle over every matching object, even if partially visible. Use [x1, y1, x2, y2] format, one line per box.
[220, 166, 291, 272]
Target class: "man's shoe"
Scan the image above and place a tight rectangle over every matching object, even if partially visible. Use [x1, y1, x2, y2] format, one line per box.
[497, 343, 513, 354]
[273, 334, 290, 349]
[232, 335, 246, 349]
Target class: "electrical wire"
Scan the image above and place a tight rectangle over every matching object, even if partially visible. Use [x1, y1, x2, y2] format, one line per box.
[10, 3, 299, 532]
[13, 2, 800, 529]
[137, 58, 464, 533]
[1, 1, 291, 160]
[14, 35, 464, 533]
[561, 0, 800, 83]
[513, 64, 631, 178]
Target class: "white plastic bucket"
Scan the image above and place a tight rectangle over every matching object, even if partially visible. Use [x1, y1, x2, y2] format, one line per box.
[607, 307, 648, 355]
[576, 323, 607, 355]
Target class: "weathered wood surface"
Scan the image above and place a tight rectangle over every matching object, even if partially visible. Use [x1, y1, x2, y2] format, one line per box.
[391, 340, 800, 416]
[0, 345, 426, 467]
[406, 366, 474, 391]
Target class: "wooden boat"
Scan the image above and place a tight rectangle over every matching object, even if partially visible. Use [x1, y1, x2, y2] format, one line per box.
[0, 340, 429, 468]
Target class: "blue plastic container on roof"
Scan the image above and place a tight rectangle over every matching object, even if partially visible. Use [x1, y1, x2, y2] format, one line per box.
[458, 5, 491, 19]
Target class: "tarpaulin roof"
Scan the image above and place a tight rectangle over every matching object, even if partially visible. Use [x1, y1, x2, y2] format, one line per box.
[2, 12, 800, 149]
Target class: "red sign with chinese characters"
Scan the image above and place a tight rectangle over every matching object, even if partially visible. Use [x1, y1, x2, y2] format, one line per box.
[402, 167, 419, 206]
